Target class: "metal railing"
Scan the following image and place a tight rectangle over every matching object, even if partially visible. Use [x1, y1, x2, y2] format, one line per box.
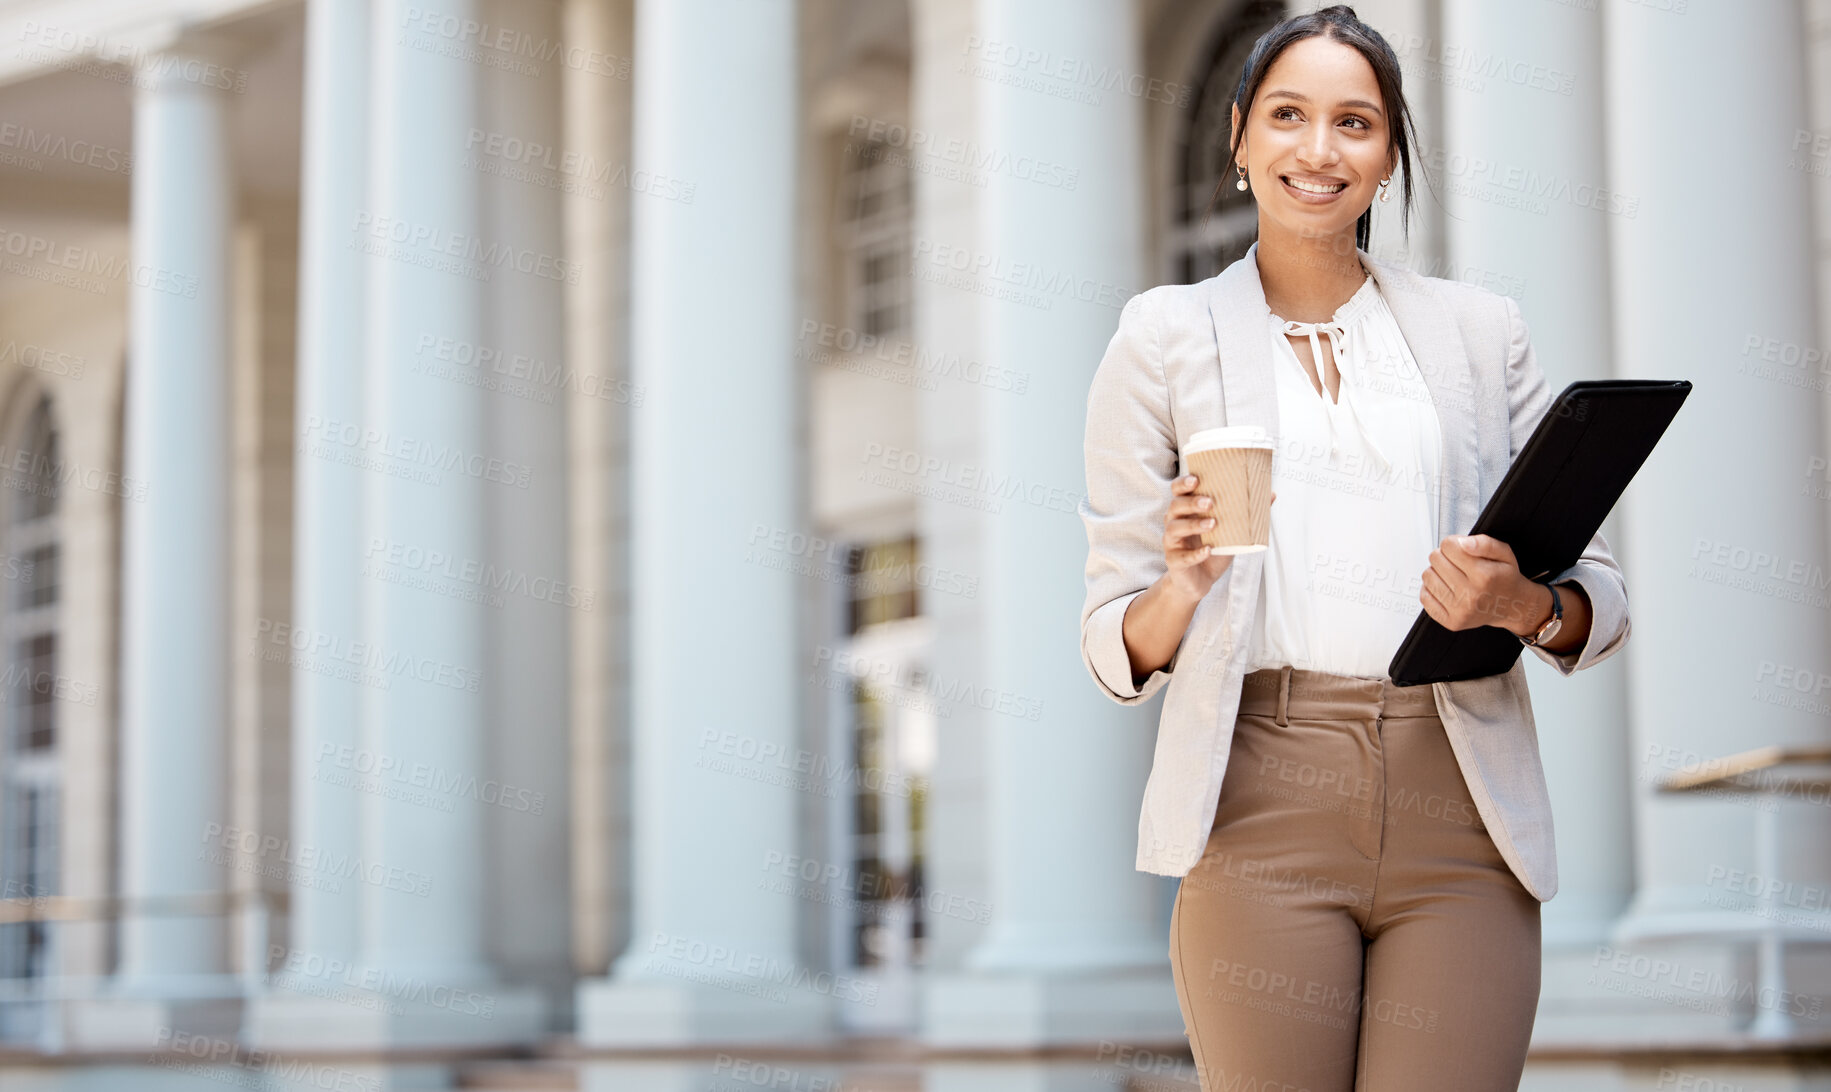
[0, 888, 288, 1052]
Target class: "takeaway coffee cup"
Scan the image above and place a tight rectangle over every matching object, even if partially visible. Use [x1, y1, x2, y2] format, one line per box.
[1181, 425, 1274, 553]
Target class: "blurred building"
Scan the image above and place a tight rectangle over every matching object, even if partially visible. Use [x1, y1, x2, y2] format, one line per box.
[0, 0, 1826, 1088]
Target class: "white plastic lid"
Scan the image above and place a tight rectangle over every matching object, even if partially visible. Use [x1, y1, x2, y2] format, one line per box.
[1183, 425, 1274, 454]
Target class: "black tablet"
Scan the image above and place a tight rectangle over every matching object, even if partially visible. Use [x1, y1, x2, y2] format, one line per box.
[1387, 378, 1692, 686]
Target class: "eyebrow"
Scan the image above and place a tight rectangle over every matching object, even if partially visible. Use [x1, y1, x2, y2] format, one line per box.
[1263, 88, 1383, 116]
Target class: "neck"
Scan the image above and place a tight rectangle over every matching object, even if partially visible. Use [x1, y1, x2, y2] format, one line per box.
[1253, 219, 1367, 323]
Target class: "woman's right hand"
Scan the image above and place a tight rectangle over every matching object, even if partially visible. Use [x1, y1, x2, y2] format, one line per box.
[1161, 474, 1276, 603]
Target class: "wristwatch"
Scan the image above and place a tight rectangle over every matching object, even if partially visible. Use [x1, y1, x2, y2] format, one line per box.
[1519, 581, 1563, 647]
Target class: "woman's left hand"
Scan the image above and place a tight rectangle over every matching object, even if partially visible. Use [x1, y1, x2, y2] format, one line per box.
[1420, 534, 1548, 635]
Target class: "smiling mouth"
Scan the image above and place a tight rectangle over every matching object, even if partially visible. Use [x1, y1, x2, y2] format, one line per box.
[1282, 176, 1347, 194]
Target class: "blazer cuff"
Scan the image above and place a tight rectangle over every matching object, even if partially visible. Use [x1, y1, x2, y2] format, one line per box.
[1083, 590, 1176, 704]
[1525, 562, 1628, 676]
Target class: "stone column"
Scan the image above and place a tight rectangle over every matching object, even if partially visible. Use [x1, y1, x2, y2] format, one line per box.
[574, 0, 822, 1046]
[356, 0, 490, 986]
[922, 0, 1180, 1047]
[285, 0, 370, 978]
[112, 31, 240, 1021]
[252, 0, 548, 1050]
[1439, 0, 1633, 949]
[1604, 0, 1831, 1035]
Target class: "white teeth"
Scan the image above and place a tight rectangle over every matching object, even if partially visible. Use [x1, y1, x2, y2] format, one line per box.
[1286, 177, 1346, 194]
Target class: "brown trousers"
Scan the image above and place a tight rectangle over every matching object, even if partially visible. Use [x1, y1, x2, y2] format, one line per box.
[1168, 666, 1541, 1092]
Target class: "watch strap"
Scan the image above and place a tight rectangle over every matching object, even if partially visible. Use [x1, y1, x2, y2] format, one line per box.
[1520, 581, 1562, 646]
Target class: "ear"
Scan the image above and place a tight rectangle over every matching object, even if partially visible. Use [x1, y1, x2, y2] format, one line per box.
[1230, 101, 1243, 169]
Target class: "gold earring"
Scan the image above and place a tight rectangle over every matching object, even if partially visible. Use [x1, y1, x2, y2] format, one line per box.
[1378, 176, 1392, 203]
[1236, 164, 1249, 192]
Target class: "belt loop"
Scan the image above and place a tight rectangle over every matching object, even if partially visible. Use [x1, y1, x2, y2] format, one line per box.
[1275, 665, 1291, 727]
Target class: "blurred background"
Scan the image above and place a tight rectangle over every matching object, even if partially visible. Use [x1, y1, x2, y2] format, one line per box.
[0, 0, 1826, 1088]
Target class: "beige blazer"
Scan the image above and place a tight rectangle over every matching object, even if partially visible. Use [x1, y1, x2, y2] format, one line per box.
[1077, 241, 1630, 902]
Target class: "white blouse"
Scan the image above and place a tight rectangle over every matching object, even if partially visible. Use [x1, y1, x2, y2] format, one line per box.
[1244, 274, 1444, 679]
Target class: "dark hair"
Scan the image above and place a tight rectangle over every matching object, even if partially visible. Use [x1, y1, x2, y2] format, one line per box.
[1225, 4, 1422, 253]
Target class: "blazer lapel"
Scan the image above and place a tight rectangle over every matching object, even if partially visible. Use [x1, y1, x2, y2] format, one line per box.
[1202, 241, 1278, 441]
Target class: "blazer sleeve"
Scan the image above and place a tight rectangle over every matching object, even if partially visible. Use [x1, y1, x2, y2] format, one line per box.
[1500, 293, 1632, 675]
[1077, 288, 1223, 704]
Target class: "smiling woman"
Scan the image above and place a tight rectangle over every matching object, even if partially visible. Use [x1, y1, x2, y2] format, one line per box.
[1077, 4, 1632, 1091]
[1226, 12, 1420, 259]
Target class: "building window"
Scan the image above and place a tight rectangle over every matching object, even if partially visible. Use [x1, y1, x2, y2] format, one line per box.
[837, 140, 913, 340]
[830, 535, 932, 1029]
[845, 535, 919, 634]
[1169, 0, 1287, 284]
[0, 393, 62, 1004]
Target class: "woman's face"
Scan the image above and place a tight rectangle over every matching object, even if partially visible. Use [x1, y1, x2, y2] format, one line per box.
[1231, 36, 1395, 245]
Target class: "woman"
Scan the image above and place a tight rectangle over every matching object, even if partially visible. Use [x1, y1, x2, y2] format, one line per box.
[1076, 6, 1630, 1091]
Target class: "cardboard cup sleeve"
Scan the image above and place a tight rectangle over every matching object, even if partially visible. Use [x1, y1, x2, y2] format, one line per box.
[1181, 427, 1274, 554]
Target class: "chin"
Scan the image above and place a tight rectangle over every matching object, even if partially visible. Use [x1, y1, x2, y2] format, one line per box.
[1270, 210, 1363, 241]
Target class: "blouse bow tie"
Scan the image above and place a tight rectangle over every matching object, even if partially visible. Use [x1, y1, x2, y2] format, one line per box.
[1280, 317, 1393, 473]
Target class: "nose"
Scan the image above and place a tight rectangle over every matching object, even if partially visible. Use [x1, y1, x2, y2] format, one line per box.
[1295, 120, 1337, 169]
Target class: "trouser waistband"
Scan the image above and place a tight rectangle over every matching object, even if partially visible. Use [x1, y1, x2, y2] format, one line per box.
[1239, 665, 1439, 725]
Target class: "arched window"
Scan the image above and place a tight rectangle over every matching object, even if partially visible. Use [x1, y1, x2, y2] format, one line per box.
[0, 392, 62, 1013]
[1168, 0, 1286, 283]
